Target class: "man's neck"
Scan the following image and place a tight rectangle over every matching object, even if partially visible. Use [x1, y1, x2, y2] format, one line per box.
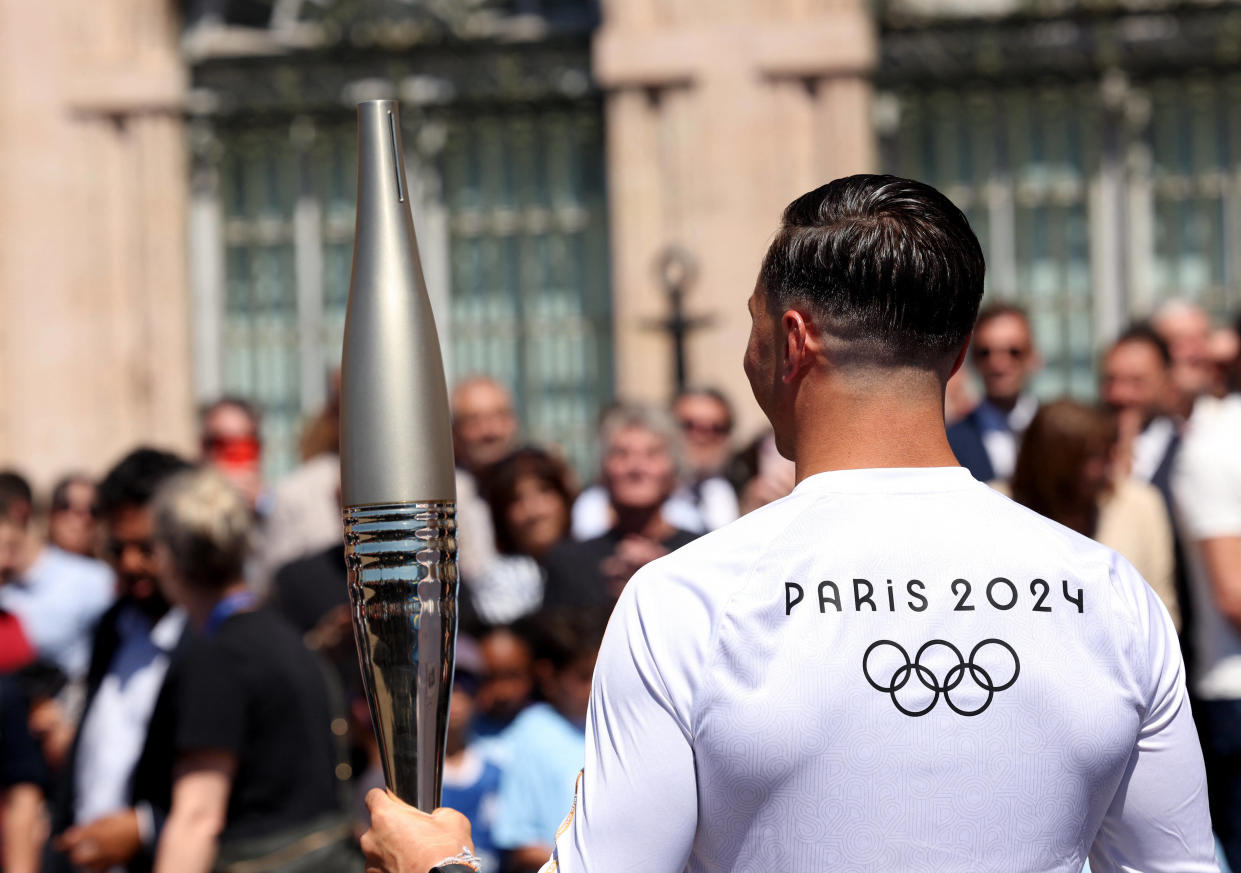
[612, 504, 672, 541]
[791, 378, 960, 483]
[984, 393, 1021, 415]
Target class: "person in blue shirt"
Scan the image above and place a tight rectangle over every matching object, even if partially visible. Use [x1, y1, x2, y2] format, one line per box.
[491, 609, 608, 873]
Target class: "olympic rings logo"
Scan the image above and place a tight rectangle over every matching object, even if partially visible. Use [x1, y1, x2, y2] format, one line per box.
[862, 638, 1020, 717]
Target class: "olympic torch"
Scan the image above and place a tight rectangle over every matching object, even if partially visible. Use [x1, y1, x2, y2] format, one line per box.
[340, 99, 457, 810]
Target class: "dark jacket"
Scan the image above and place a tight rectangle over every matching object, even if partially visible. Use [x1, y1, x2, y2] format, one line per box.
[946, 409, 996, 483]
[47, 600, 191, 873]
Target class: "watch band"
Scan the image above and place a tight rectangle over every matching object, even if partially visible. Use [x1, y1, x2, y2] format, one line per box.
[429, 865, 478, 873]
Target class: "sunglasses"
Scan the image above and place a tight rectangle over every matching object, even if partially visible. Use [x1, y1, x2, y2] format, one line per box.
[975, 345, 1028, 361]
[106, 538, 155, 560]
[679, 418, 730, 438]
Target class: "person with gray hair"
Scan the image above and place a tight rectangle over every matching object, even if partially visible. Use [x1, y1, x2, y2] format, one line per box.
[149, 467, 359, 873]
[544, 404, 699, 610]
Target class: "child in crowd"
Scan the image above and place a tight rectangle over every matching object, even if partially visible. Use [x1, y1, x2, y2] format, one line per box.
[442, 637, 502, 873]
[491, 608, 608, 873]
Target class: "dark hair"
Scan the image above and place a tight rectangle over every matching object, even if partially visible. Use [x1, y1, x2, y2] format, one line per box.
[526, 607, 609, 671]
[1112, 321, 1171, 368]
[674, 386, 734, 432]
[1010, 400, 1115, 536]
[759, 174, 985, 368]
[482, 448, 575, 556]
[96, 448, 192, 518]
[49, 474, 93, 513]
[0, 471, 33, 519]
[974, 301, 1030, 333]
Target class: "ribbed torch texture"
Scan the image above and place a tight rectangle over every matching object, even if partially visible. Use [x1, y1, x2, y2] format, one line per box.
[340, 100, 458, 811]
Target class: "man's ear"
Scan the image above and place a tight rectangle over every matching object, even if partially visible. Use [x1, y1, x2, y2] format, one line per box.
[949, 334, 971, 379]
[781, 309, 816, 383]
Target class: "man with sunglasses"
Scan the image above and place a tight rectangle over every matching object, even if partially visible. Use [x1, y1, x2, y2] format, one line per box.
[947, 302, 1042, 482]
[49, 448, 192, 873]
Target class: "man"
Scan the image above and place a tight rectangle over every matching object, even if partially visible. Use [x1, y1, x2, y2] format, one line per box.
[547, 405, 698, 609]
[666, 387, 740, 532]
[363, 176, 1213, 872]
[49, 448, 192, 873]
[47, 474, 100, 558]
[0, 471, 112, 682]
[1153, 299, 1215, 421]
[1172, 312, 1241, 867]
[451, 377, 520, 585]
[1101, 323, 1180, 494]
[946, 302, 1041, 481]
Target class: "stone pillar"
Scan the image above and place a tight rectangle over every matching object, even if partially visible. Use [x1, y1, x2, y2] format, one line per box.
[0, 0, 194, 491]
[594, 0, 877, 440]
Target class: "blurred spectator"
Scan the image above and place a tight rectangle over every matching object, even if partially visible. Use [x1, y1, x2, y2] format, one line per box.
[944, 366, 978, 427]
[1005, 400, 1178, 628]
[199, 397, 264, 513]
[0, 489, 36, 674]
[1171, 314, 1241, 866]
[469, 449, 575, 626]
[1210, 324, 1240, 398]
[150, 468, 358, 873]
[1152, 299, 1214, 420]
[471, 626, 534, 756]
[440, 637, 501, 873]
[549, 406, 698, 609]
[453, 377, 520, 587]
[737, 430, 797, 516]
[664, 388, 740, 532]
[47, 475, 100, 559]
[948, 302, 1041, 481]
[1101, 323, 1179, 492]
[49, 448, 191, 873]
[0, 470, 112, 682]
[492, 608, 607, 873]
[0, 674, 48, 873]
[260, 371, 344, 596]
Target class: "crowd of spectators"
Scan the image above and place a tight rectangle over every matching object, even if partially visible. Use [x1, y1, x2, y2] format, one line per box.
[0, 295, 1237, 872]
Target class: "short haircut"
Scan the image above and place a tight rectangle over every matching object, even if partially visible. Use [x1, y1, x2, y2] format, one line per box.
[760, 174, 985, 368]
[199, 396, 261, 434]
[0, 471, 33, 519]
[598, 403, 686, 478]
[96, 448, 192, 518]
[49, 474, 93, 513]
[526, 607, 610, 671]
[674, 387, 734, 432]
[1112, 321, 1172, 369]
[481, 447, 576, 556]
[152, 467, 252, 591]
[974, 301, 1031, 334]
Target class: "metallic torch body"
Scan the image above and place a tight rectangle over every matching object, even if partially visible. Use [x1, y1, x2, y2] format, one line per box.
[340, 100, 458, 811]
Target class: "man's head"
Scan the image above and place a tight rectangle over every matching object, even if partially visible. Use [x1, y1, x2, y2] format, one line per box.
[96, 448, 191, 613]
[599, 405, 683, 515]
[673, 388, 734, 478]
[200, 396, 263, 508]
[970, 303, 1039, 409]
[47, 474, 99, 558]
[451, 376, 518, 473]
[1152, 299, 1213, 410]
[475, 625, 534, 726]
[745, 175, 985, 452]
[1101, 323, 1173, 427]
[0, 471, 34, 584]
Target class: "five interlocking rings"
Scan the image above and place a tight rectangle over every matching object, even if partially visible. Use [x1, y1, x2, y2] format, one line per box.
[862, 638, 1020, 717]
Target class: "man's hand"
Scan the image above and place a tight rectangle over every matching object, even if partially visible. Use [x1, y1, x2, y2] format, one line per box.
[361, 789, 474, 873]
[55, 809, 142, 873]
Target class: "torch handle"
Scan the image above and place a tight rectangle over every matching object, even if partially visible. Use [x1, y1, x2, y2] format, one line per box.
[344, 500, 458, 810]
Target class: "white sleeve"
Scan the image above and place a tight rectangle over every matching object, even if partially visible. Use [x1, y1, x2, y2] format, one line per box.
[1089, 560, 1218, 873]
[541, 563, 705, 873]
[1173, 429, 1241, 540]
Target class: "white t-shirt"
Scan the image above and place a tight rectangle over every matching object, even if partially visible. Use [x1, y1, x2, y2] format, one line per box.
[543, 467, 1213, 873]
[1172, 394, 1241, 699]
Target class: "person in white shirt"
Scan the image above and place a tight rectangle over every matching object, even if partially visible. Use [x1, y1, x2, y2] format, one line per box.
[361, 174, 1214, 873]
[1172, 319, 1241, 868]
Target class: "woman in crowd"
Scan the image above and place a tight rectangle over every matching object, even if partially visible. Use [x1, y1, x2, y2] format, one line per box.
[467, 448, 576, 626]
[1006, 399, 1179, 628]
[150, 467, 358, 873]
